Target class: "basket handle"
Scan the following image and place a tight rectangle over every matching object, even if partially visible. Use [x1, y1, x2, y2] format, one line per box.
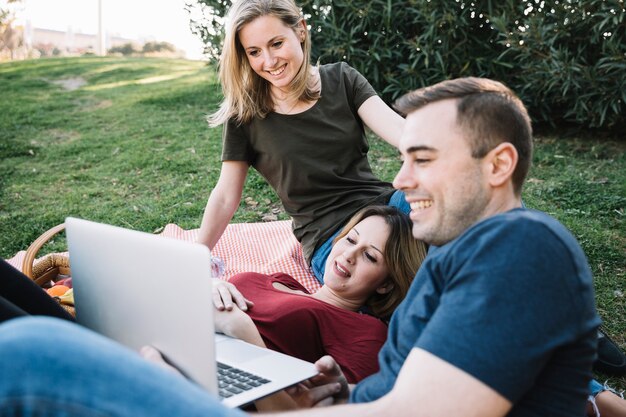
[22, 223, 66, 279]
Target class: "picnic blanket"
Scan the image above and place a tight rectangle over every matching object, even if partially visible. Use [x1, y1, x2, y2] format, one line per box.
[5, 221, 321, 294]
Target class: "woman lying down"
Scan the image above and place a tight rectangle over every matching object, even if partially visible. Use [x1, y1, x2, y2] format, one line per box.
[211, 205, 427, 384]
[192, 205, 426, 410]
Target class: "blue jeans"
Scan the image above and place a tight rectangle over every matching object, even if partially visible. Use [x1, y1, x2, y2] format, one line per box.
[310, 190, 411, 283]
[0, 317, 243, 417]
[0, 317, 604, 414]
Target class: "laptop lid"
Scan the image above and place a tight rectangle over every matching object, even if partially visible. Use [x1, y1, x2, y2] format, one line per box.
[65, 217, 317, 408]
[66, 217, 217, 392]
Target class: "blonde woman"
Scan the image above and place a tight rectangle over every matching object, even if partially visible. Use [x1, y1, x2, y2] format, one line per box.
[198, 0, 408, 283]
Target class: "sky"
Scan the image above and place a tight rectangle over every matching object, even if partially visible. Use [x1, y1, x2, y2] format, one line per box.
[11, 0, 207, 59]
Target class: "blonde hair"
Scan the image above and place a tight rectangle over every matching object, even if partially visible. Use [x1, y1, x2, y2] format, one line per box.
[333, 206, 428, 319]
[208, 0, 320, 127]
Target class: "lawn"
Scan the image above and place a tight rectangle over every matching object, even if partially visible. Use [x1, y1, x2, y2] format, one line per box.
[1, 56, 624, 388]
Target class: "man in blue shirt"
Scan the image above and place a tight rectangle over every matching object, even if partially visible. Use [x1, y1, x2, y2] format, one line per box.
[312, 77, 600, 416]
[278, 77, 600, 416]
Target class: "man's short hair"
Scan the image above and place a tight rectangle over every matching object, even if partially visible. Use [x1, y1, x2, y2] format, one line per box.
[394, 77, 533, 195]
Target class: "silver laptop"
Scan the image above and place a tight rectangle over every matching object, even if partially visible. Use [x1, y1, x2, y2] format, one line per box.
[65, 217, 318, 408]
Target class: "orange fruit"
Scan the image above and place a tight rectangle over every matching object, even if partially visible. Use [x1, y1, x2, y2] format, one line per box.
[47, 285, 70, 297]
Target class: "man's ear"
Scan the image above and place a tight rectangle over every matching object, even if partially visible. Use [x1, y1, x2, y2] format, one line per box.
[485, 142, 518, 188]
[376, 281, 394, 295]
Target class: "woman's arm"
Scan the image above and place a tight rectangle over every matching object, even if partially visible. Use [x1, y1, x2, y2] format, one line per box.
[196, 161, 249, 250]
[199, 161, 250, 310]
[214, 305, 265, 347]
[357, 95, 405, 148]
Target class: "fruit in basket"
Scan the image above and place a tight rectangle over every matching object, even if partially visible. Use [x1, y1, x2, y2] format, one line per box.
[57, 288, 74, 305]
[47, 285, 70, 297]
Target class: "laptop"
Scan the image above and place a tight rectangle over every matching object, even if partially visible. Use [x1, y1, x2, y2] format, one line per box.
[65, 217, 318, 408]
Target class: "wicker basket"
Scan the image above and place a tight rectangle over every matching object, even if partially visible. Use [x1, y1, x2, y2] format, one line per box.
[22, 223, 75, 316]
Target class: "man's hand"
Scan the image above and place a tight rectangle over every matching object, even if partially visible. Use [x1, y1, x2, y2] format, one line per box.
[286, 356, 350, 408]
[212, 278, 254, 311]
[139, 345, 184, 377]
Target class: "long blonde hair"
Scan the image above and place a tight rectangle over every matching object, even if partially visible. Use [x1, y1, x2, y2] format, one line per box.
[208, 0, 320, 127]
[333, 206, 428, 319]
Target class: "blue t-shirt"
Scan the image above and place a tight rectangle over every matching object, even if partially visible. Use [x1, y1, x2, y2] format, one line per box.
[351, 209, 600, 416]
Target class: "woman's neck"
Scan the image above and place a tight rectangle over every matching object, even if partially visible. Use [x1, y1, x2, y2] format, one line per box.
[271, 89, 301, 114]
[311, 286, 363, 312]
[270, 66, 320, 115]
[270, 85, 296, 102]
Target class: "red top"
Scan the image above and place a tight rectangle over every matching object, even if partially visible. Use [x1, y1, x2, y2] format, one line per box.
[229, 272, 388, 383]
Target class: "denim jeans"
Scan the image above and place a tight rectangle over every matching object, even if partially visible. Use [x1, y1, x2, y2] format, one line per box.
[0, 316, 243, 417]
[0, 316, 604, 415]
[310, 190, 411, 283]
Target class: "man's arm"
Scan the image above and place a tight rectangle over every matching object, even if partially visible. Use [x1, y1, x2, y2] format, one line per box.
[382, 348, 512, 416]
[261, 348, 511, 417]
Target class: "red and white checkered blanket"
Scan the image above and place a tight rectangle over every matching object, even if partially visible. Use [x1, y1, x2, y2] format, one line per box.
[5, 221, 321, 293]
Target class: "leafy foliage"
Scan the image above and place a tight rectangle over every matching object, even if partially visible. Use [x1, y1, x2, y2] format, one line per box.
[189, 0, 625, 132]
[0, 0, 21, 27]
[107, 41, 178, 57]
[142, 41, 177, 53]
[186, 0, 229, 60]
[108, 42, 140, 56]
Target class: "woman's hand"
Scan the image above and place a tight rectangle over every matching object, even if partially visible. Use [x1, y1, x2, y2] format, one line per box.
[212, 278, 254, 311]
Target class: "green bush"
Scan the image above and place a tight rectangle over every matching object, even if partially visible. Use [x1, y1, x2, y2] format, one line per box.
[108, 42, 139, 56]
[490, 0, 626, 130]
[187, 0, 228, 60]
[190, 0, 625, 131]
[142, 41, 177, 53]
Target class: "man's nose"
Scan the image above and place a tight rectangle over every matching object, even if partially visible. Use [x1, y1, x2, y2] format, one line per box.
[393, 160, 414, 190]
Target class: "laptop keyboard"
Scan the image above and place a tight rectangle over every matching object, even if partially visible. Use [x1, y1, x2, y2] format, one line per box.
[217, 362, 271, 399]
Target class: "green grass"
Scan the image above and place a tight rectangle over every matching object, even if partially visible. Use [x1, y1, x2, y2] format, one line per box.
[1, 56, 624, 389]
[0, 56, 286, 252]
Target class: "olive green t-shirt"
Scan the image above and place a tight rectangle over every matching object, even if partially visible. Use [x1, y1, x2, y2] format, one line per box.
[221, 62, 395, 262]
